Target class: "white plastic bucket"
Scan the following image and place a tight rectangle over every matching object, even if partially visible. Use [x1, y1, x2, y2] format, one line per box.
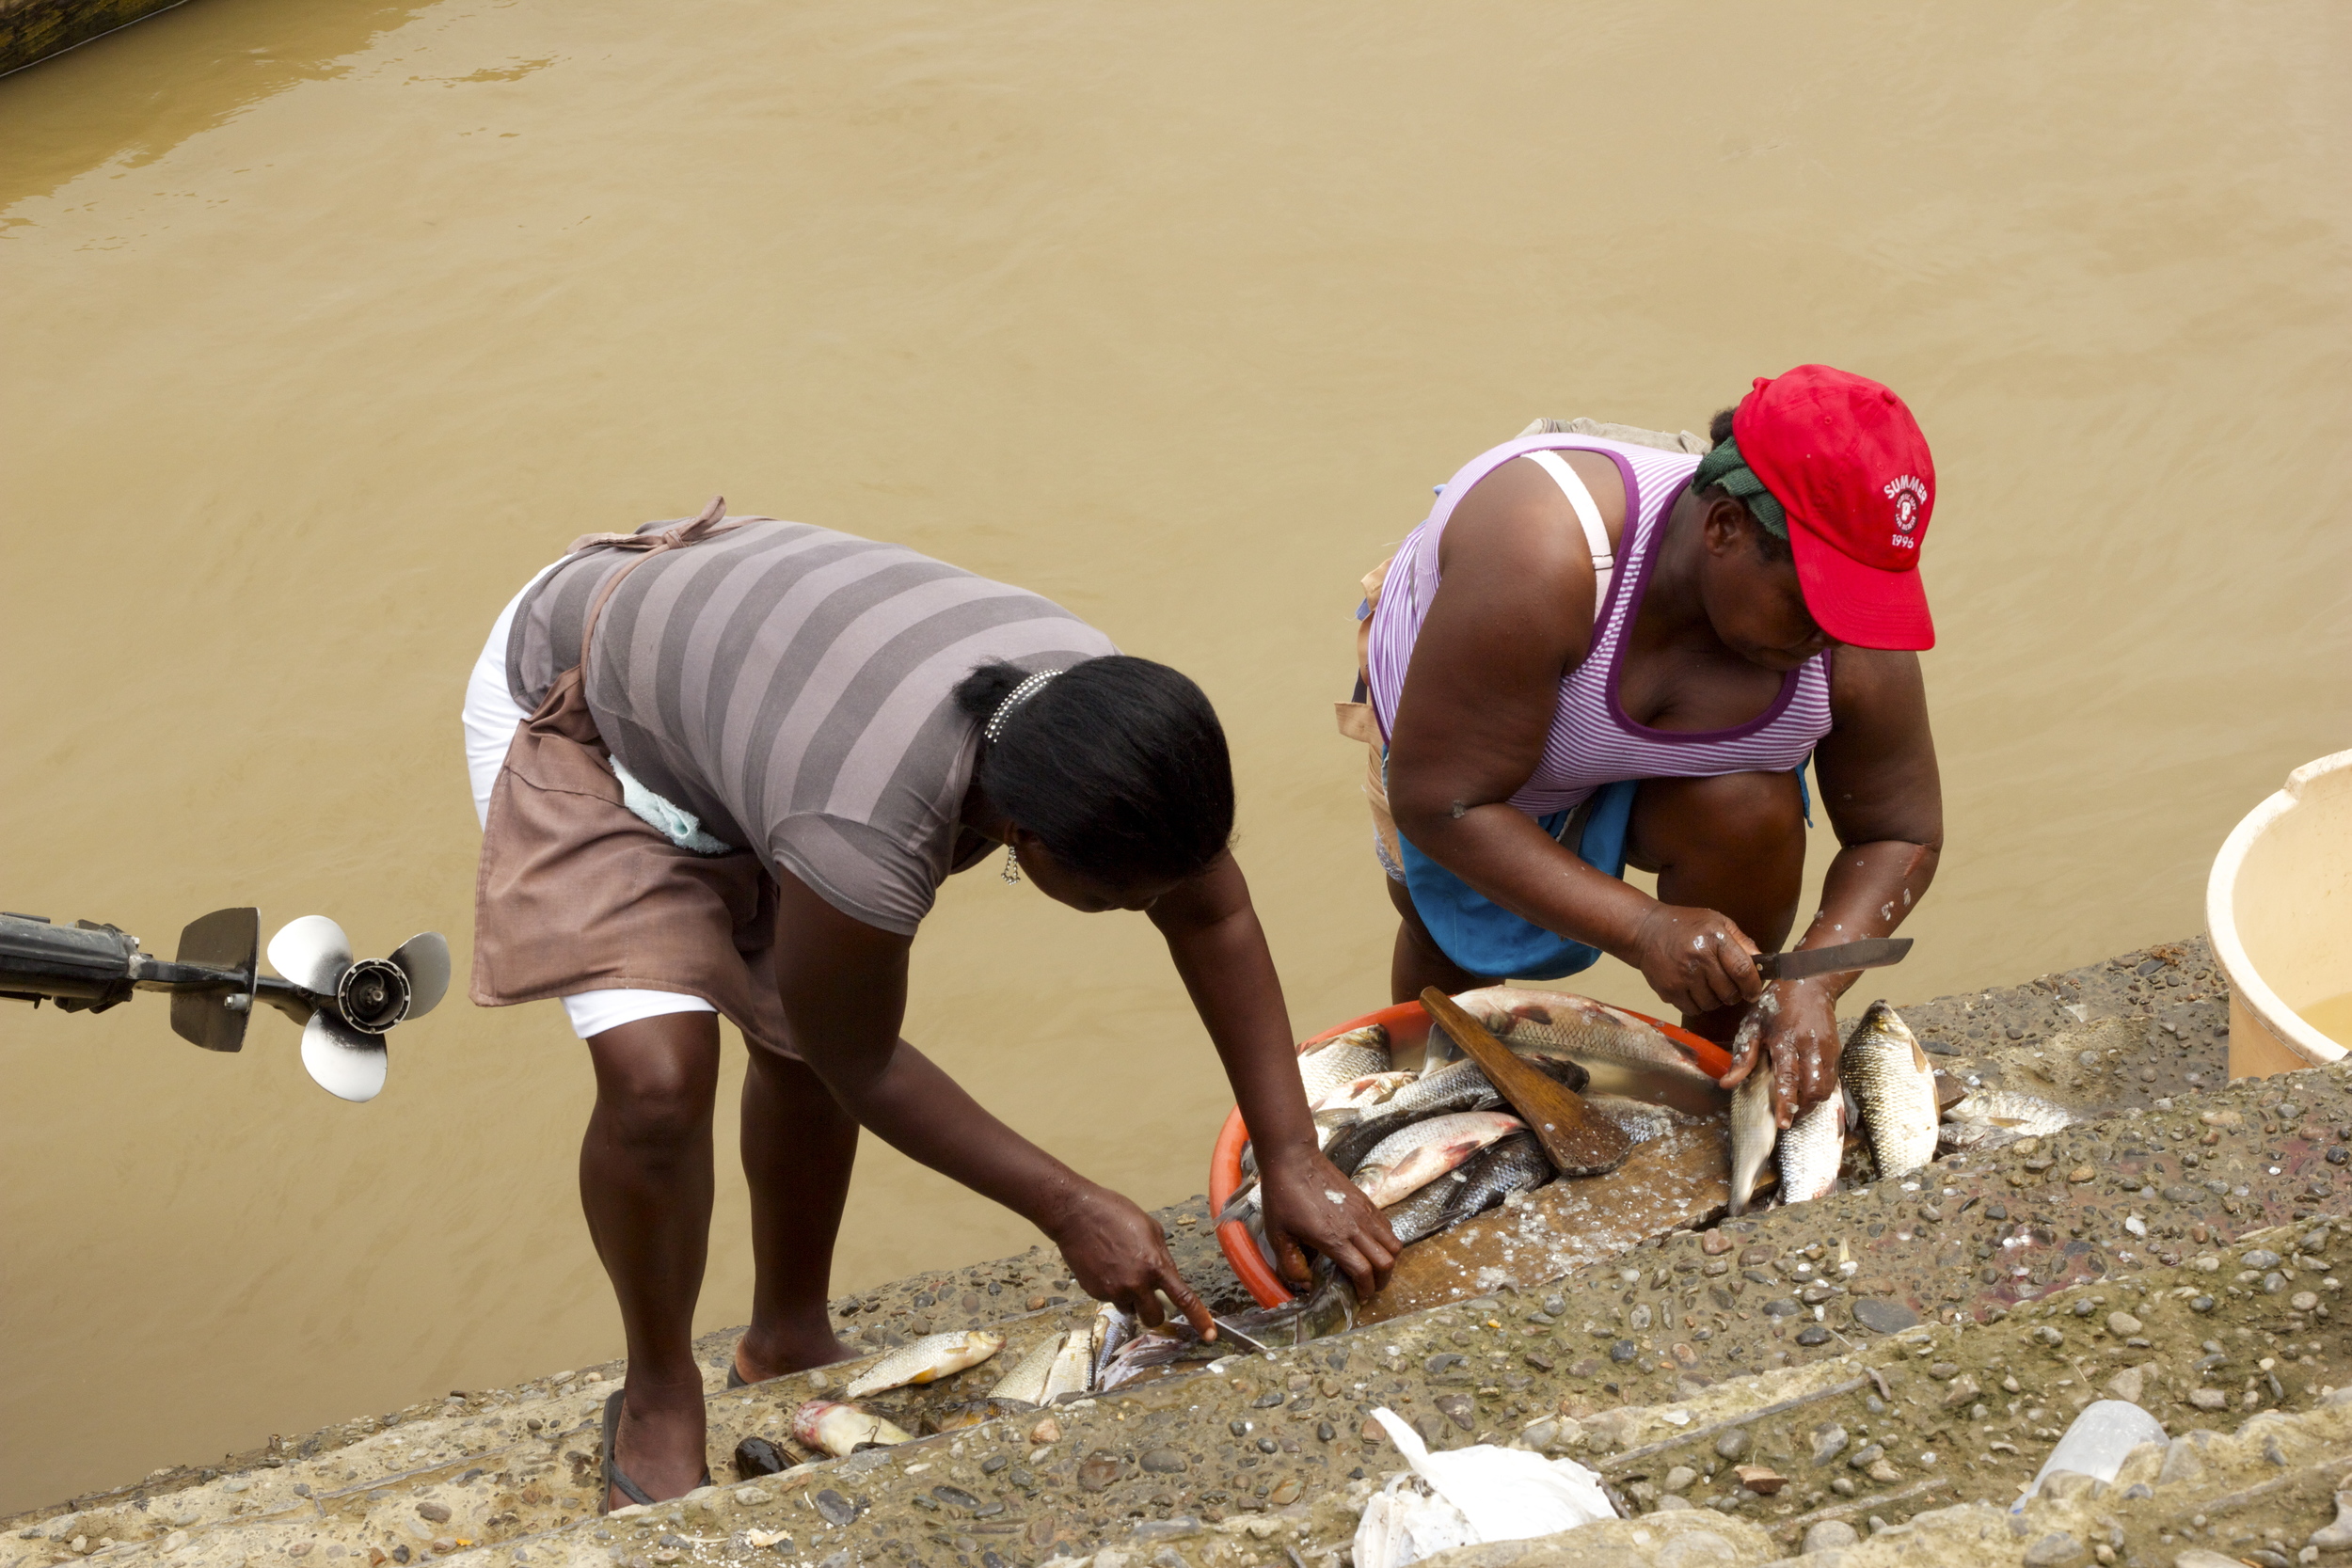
[2207, 747, 2352, 1078]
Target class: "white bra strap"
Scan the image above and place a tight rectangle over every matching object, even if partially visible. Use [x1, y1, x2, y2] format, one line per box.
[1523, 450, 1614, 610]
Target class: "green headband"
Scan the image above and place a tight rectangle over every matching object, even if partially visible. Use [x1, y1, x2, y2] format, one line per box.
[1691, 433, 1788, 540]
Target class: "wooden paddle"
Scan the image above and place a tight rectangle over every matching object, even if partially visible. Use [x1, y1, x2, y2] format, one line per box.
[1421, 986, 1632, 1178]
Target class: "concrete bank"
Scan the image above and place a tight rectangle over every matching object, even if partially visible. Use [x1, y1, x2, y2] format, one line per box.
[0, 0, 189, 75]
[8, 936, 2350, 1568]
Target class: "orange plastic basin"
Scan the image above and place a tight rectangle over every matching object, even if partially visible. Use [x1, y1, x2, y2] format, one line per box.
[1208, 998, 1731, 1307]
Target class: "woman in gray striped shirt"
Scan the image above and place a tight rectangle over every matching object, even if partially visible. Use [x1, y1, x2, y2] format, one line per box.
[462, 501, 1397, 1509]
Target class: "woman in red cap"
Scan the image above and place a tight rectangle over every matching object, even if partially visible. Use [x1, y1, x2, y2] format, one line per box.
[1343, 366, 1943, 1128]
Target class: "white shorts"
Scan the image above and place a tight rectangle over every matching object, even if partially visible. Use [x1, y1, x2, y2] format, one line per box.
[463, 566, 720, 1042]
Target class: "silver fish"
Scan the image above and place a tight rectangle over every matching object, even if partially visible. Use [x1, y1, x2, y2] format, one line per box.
[1220, 1263, 1360, 1349]
[1090, 1301, 1131, 1386]
[1380, 1130, 1552, 1245]
[1233, 1065, 1416, 1190]
[1840, 1001, 1939, 1181]
[842, 1328, 1005, 1398]
[1352, 1110, 1526, 1207]
[989, 1332, 1069, 1404]
[1727, 1063, 1777, 1217]
[990, 1327, 1093, 1404]
[1043, 1329, 1093, 1400]
[1321, 1054, 1586, 1177]
[1296, 1027, 1392, 1105]
[1777, 1086, 1848, 1204]
[1322, 1060, 1503, 1175]
[1316, 1069, 1418, 1115]
[1096, 1325, 1210, 1390]
[792, 1400, 914, 1457]
[1444, 986, 1719, 1084]
[1946, 1087, 2074, 1138]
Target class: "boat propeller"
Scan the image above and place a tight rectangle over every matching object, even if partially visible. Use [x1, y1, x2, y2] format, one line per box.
[0, 906, 447, 1102]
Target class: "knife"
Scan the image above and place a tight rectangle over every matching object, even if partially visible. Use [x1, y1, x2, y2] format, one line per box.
[1754, 937, 1913, 983]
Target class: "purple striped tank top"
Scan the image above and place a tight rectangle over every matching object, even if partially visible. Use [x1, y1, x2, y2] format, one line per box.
[1364, 435, 1832, 817]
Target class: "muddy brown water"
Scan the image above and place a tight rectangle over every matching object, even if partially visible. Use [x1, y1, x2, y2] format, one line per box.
[3, 0, 2347, 1516]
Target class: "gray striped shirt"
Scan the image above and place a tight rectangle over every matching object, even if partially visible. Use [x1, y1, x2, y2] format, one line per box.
[508, 516, 1117, 935]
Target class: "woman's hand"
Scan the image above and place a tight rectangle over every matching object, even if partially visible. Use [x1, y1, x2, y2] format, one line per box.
[1042, 1181, 1216, 1337]
[1717, 978, 1843, 1130]
[1630, 904, 1763, 1018]
[1257, 1147, 1399, 1298]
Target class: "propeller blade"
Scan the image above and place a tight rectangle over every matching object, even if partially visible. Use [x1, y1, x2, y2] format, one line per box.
[302, 1009, 388, 1102]
[388, 932, 452, 1020]
[268, 915, 353, 995]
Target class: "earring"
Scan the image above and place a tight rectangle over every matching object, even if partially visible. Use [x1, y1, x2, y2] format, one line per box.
[1001, 843, 1021, 885]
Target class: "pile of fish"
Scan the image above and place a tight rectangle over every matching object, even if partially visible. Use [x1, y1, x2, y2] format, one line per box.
[1727, 999, 2079, 1213]
[767, 1295, 1350, 1469]
[1220, 987, 1716, 1253]
[755, 992, 2085, 1478]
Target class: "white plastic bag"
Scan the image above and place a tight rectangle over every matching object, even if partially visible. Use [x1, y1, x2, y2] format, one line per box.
[1359, 1407, 1615, 1559]
[2016, 1399, 2167, 1511]
[1353, 1473, 1477, 1568]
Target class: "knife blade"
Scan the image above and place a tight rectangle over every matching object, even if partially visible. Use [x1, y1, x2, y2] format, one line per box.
[1754, 937, 1913, 983]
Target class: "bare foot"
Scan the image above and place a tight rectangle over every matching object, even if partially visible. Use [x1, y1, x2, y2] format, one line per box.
[731, 1324, 858, 1386]
[608, 1379, 707, 1511]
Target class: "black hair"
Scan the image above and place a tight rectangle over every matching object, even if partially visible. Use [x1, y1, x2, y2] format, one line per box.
[1700, 404, 1793, 566]
[954, 656, 1234, 889]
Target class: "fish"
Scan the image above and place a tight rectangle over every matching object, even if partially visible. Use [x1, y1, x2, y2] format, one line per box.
[1945, 1087, 2074, 1138]
[1380, 1130, 1553, 1245]
[1839, 1001, 1939, 1181]
[1044, 1327, 1094, 1400]
[842, 1329, 1005, 1398]
[1096, 1325, 1211, 1390]
[1321, 1054, 1587, 1178]
[1443, 987, 1720, 1084]
[1320, 1061, 1504, 1177]
[989, 1328, 1090, 1404]
[921, 1397, 1045, 1433]
[1351, 1110, 1527, 1208]
[1222, 1057, 1521, 1227]
[1727, 1063, 1778, 1217]
[1316, 1070, 1420, 1115]
[791, 1400, 914, 1458]
[1296, 1026, 1392, 1105]
[1729, 1060, 1847, 1212]
[1217, 1261, 1362, 1350]
[1777, 1086, 1848, 1204]
[1235, 1069, 1419, 1187]
[985, 1334, 1059, 1403]
[1089, 1301, 1130, 1386]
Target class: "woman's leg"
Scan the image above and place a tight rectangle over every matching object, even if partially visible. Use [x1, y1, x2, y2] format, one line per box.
[1385, 871, 1494, 1004]
[1627, 769, 1806, 1042]
[733, 1051, 861, 1382]
[580, 1011, 723, 1508]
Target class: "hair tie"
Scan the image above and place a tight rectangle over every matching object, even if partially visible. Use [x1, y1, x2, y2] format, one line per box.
[983, 670, 1062, 744]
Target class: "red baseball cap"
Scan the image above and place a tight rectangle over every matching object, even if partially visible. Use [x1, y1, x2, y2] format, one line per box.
[1733, 365, 1937, 651]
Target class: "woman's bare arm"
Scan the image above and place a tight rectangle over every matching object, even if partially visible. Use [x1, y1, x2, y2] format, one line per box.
[770, 870, 1214, 1332]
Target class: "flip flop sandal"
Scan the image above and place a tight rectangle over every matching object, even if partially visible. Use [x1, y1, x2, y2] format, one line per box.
[724, 1347, 770, 1389]
[600, 1390, 657, 1514]
[600, 1388, 714, 1513]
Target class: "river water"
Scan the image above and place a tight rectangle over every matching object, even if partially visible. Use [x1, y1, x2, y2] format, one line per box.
[4, 0, 2346, 1513]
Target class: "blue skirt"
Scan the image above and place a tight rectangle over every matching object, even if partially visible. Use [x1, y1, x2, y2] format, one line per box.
[1394, 767, 1811, 982]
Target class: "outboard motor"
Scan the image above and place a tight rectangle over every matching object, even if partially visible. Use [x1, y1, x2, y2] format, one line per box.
[0, 907, 447, 1102]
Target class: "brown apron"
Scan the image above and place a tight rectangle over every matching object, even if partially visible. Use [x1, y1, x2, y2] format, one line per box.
[469, 498, 795, 1057]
